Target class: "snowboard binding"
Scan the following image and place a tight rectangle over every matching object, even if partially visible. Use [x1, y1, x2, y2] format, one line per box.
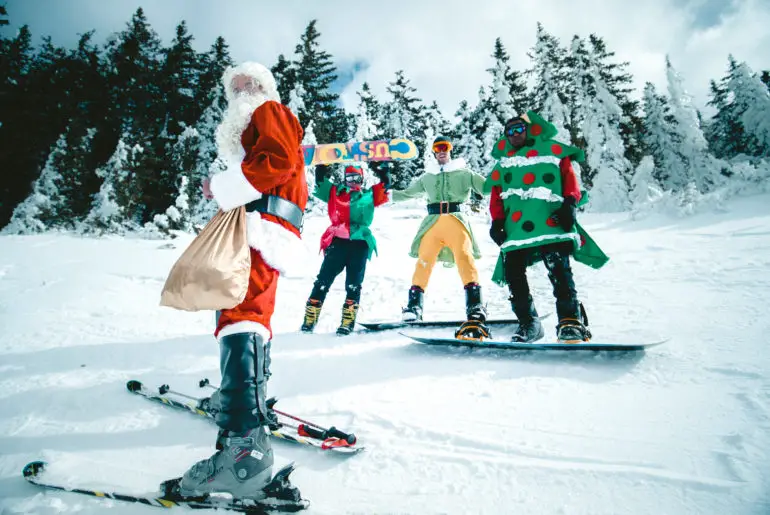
[454, 320, 491, 341]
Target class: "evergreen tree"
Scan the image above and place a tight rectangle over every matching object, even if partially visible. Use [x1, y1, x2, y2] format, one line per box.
[161, 21, 201, 136]
[705, 56, 756, 158]
[291, 20, 347, 143]
[196, 36, 232, 111]
[587, 34, 643, 168]
[629, 155, 662, 217]
[452, 97, 486, 173]
[761, 71, 769, 91]
[82, 136, 144, 233]
[666, 56, 727, 192]
[641, 82, 689, 190]
[3, 133, 69, 233]
[423, 101, 451, 140]
[382, 70, 426, 188]
[271, 53, 296, 105]
[528, 23, 570, 138]
[727, 61, 770, 156]
[570, 35, 631, 209]
[354, 82, 383, 139]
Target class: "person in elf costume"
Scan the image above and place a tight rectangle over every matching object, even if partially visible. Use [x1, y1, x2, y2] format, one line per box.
[392, 136, 489, 339]
[301, 163, 391, 335]
[191, 63, 307, 499]
[485, 111, 609, 343]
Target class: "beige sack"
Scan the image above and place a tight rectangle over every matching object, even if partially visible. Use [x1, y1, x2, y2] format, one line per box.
[160, 207, 251, 311]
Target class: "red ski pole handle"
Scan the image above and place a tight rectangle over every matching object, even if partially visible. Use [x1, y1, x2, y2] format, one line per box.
[298, 424, 357, 445]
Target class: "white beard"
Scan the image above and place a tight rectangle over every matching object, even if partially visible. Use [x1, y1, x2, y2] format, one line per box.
[215, 93, 268, 163]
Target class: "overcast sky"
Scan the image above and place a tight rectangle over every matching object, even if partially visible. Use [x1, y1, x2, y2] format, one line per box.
[5, 0, 770, 119]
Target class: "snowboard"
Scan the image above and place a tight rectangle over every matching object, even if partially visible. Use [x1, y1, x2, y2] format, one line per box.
[359, 313, 550, 332]
[402, 333, 668, 352]
[302, 138, 417, 166]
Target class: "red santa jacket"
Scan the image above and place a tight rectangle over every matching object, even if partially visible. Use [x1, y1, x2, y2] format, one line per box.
[210, 100, 308, 275]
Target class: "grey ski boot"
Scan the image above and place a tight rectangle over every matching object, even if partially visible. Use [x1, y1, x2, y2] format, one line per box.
[177, 332, 276, 500]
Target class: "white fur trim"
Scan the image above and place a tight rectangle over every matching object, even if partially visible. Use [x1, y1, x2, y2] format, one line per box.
[501, 232, 580, 250]
[246, 212, 308, 276]
[217, 321, 271, 343]
[501, 187, 563, 203]
[222, 62, 280, 103]
[209, 163, 262, 212]
[427, 157, 469, 174]
[499, 155, 561, 168]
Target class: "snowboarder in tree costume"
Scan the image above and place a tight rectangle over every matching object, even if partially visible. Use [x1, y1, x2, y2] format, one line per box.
[485, 111, 609, 343]
[392, 136, 490, 339]
[301, 163, 391, 335]
[188, 62, 307, 500]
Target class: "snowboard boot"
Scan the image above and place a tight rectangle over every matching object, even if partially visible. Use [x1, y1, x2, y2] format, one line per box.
[556, 318, 591, 343]
[555, 299, 591, 343]
[510, 295, 544, 343]
[401, 286, 424, 322]
[301, 298, 323, 333]
[455, 283, 491, 340]
[336, 299, 359, 336]
[178, 332, 275, 499]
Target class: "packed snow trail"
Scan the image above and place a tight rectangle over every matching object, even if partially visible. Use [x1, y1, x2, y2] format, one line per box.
[0, 196, 768, 514]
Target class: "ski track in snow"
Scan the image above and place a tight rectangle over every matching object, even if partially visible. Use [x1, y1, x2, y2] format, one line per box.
[1, 197, 769, 514]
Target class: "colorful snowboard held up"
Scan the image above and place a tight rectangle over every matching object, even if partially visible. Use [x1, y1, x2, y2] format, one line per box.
[302, 138, 418, 166]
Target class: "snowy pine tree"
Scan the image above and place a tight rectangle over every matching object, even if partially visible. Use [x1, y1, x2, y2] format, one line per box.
[382, 70, 425, 188]
[82, 136, 144, 233]
[641, 82, 689, 190]
[571, 38, 631, 211]
[3, 133, 68, 233]
[629, 155, 662, 215]
[529, 23, 570, 138]
[453, 97, 486, 174]
[666, 57, 727, 192]
[727, 61, 770, 157]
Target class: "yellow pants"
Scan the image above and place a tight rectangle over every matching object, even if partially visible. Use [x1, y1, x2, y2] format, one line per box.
[412, 215, 479, 289]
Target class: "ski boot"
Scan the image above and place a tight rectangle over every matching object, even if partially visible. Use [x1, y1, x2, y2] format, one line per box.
[455, 283, 491, 340]
[175, 426, 275, 500]
[401, 285, 424, 322]
[510, 295, 544, 343]
[171, 332, 299, 503]
[336, 299, 359, 336]
[301, 299, 323, 333]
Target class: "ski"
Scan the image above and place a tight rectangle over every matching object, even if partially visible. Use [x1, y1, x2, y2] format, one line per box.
[23, 460, 308, 513]
[126, 380, 362, 454]
[402, 333, 668, 352]
[359, 314, 552, 332]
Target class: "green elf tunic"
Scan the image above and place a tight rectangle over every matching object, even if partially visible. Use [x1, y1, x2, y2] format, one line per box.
[483, 111, 609, 285]
[392, 158, 486, 266]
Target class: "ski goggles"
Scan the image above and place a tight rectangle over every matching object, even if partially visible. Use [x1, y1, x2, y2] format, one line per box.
[432, 142, 453, 153]
[344, 173, 364, 185]
[505, 124, 527, 136]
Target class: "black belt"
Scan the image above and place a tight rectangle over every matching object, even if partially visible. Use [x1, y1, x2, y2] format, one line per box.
[427, 202, 461, 215]
[245, 195, 304, 232]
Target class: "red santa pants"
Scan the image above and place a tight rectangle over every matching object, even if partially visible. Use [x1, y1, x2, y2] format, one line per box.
[215, 249, 279, 341]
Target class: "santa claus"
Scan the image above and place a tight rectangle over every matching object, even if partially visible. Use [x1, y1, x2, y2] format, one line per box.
[177, 62, 307, 503]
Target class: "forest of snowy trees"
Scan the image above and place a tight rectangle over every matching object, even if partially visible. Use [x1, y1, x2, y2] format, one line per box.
[1, 7, 769, 235]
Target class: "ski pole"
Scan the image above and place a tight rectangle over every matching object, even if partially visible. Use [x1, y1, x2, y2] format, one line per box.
[158, 384, 204, 403]
[198, 377, 357, 445]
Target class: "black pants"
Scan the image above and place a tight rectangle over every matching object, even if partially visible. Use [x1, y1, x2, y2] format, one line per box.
[503, 242, 580, 320]
[310, 237, 369, 303]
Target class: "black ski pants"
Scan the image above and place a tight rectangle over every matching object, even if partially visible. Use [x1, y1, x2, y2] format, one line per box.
[503, 241, 580, 320]
[309, 237, 370, 304]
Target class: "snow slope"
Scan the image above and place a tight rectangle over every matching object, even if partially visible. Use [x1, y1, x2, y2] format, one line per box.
[1, 195, 769, 514]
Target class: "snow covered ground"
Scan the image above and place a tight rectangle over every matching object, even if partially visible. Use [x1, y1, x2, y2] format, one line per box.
[1, 195, 769, 514]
